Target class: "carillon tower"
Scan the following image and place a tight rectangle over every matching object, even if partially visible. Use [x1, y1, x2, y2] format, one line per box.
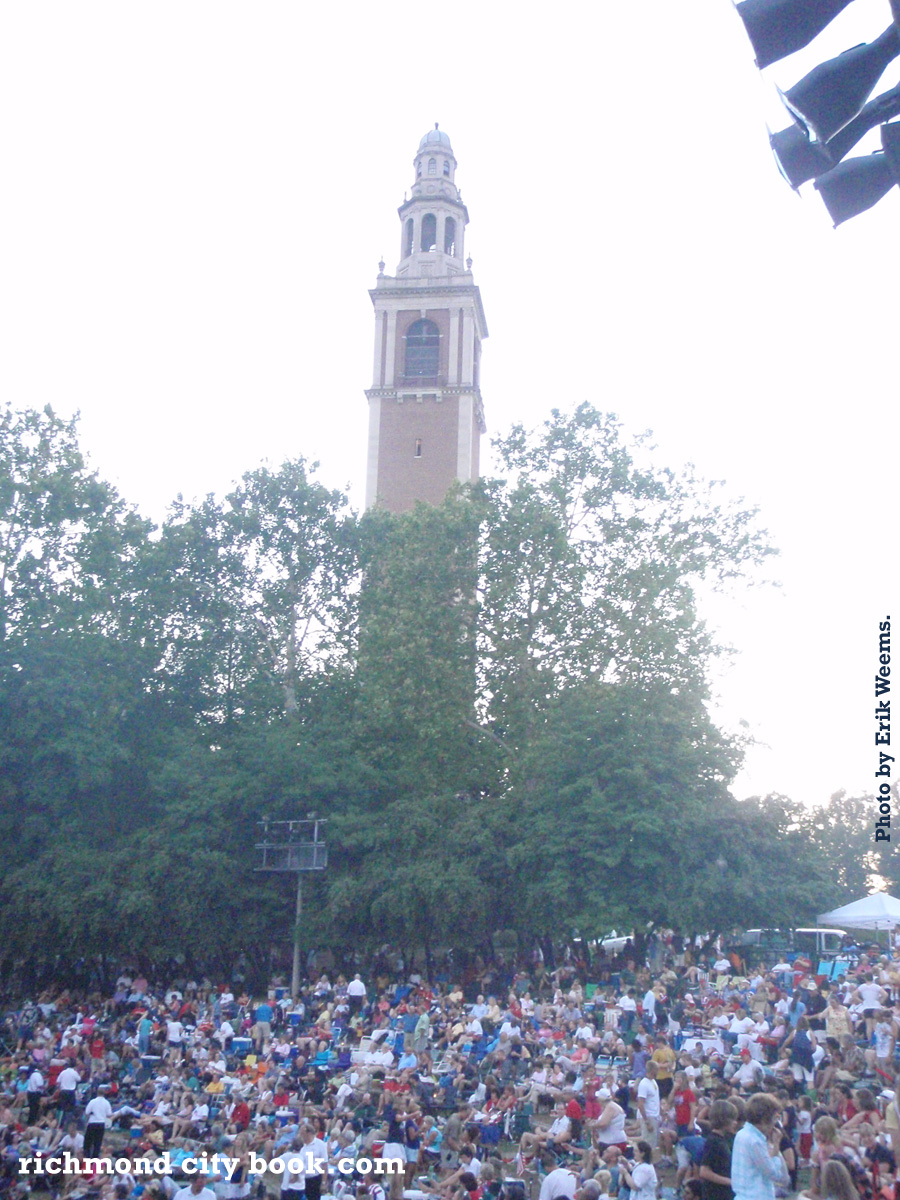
[365, 126, 488, 512]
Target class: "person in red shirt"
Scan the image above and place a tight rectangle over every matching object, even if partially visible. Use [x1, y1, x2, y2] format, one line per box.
[672, 1071, 697, 1137]
[89, 1035, 105, 1076]
[231, 1099, 251, 1130]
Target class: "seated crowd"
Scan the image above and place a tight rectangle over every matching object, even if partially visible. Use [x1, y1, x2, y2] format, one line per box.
[2, 935, 900, 1200]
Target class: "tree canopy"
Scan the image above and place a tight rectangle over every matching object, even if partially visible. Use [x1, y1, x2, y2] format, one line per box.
[0, 401, 869, 990]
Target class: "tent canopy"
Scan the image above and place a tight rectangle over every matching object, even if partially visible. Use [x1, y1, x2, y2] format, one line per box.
[817, 893, 900, 930]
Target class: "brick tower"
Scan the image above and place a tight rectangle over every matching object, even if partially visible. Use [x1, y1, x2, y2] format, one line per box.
[364, 126, 488, 512]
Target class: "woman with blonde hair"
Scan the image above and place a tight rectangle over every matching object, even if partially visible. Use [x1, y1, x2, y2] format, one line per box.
[807, 1116, 841, 1199]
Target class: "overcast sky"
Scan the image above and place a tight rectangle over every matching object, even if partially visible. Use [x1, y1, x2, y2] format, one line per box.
[2, 1, 897, 808]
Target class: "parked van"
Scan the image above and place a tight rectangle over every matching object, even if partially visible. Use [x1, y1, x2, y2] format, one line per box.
[731, 927, 847, 966]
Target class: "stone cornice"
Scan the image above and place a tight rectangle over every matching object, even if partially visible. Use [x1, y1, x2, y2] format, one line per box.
[369, 284, 488, 339]
[365, 386, 486, 434]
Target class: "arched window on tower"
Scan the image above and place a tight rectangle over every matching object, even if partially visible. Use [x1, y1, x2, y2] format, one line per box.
[428, 158, 437, 175]
[443, 160, 450, 176]
[444, 217, 456, 256]
[417, 161, 422, 177]
[404, 319, 440, 378]
[405, 218, 414, 257]
[421, 213, 437, 252]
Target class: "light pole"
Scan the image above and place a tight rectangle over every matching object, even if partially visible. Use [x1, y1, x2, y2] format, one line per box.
[255, 816, 328, 1001]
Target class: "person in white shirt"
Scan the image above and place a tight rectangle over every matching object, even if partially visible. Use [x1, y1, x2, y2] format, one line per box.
[636, 1062, 661, 1148]
[728, 1011, 756, 1051]
[166, 1019, 184, 1061]
[297, 1124, 329, 1200]
[539, 1103, 572, 1149]
[83, 1092, 113, 1156]
[618, 992, 637, 1035]
[538, 1156, 580, 1200]
[642, 990, 657, 1030]
[347, 975, 367, 1013]
[731, 1051, 765, 1091]
[855, 976, 888, 1038]
[620, 1141, 658, 1200]
[172, 1175, 218, 1200]
[26, 1068, 44, 1125]
[56, 1064, 81, 1116]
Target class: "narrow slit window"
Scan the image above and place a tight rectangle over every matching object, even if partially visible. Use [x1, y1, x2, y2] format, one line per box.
[443, 160, 450, 176]
[414, 439, 422, 458]
[428, 158, 437, 175]
[405, 218, 414, 257]
[444, 217, 456, 255]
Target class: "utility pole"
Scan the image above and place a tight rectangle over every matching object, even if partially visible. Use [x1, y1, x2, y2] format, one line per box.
[255, 816, 328, 1002]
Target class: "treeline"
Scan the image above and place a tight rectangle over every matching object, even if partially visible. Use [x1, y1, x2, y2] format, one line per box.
[0, 402, 885, 992]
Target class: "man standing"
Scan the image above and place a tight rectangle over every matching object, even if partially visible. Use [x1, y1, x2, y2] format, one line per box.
[56, 1062, 81, 1118]
[348, 974, 367, 1013]
[731, 1093, 788, 1200]
[413, 1004, 431, 1056]
[643, 987, 658, 1032]
[253, 998, 274, 1053]
[636, 1061, 661, 1150]
[83, 1090, 113, 1157]
[650, 1036, 677, 1100]
[26, 1067, 44, 1125]
[299, 1122, 329, 1200]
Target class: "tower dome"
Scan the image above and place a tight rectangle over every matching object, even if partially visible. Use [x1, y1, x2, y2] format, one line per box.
[418, 124, 453, 152]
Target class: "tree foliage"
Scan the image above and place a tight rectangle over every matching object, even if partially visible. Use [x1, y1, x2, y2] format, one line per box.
[0, 400, 858, 988]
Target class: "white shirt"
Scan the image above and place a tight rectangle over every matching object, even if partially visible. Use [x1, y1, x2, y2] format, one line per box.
[539, 1167, 580, 1200]
[348, 979, 366, 997]
[287, 1138, 328, 1185]
[57, 1067, 80, 1092]
[637, 1076, 660, 1120]
[173, 1188, 217, 1200]
[84, 1096, 113, 1126]
[619, 995, 636, 1012]
[547, 1116, 571, 1141]
[628, 1162, 658, 1200]
[859, 982, 886, 1007]
[735, 1059, 764, 1088]
[166, 1020, 184, 1043]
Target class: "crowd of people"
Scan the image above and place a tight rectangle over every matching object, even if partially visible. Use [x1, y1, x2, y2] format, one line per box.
[3, 934, 900, 1200]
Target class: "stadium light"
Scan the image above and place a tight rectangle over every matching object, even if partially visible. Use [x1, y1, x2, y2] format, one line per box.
[780, 24, 900, 143]
[732, 0, 900, 222]
[814, 120, 900, 224]
[770, 79, 900, 188]
[735, 0, 857, 70]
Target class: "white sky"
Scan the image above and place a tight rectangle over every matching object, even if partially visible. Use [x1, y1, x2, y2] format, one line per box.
[1, 1, 897, 808]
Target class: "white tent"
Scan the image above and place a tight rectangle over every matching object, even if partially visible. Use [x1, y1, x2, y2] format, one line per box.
[817, 893, 900, 930]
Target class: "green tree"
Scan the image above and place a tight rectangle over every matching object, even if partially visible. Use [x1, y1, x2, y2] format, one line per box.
[477, 404, 776, 749]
